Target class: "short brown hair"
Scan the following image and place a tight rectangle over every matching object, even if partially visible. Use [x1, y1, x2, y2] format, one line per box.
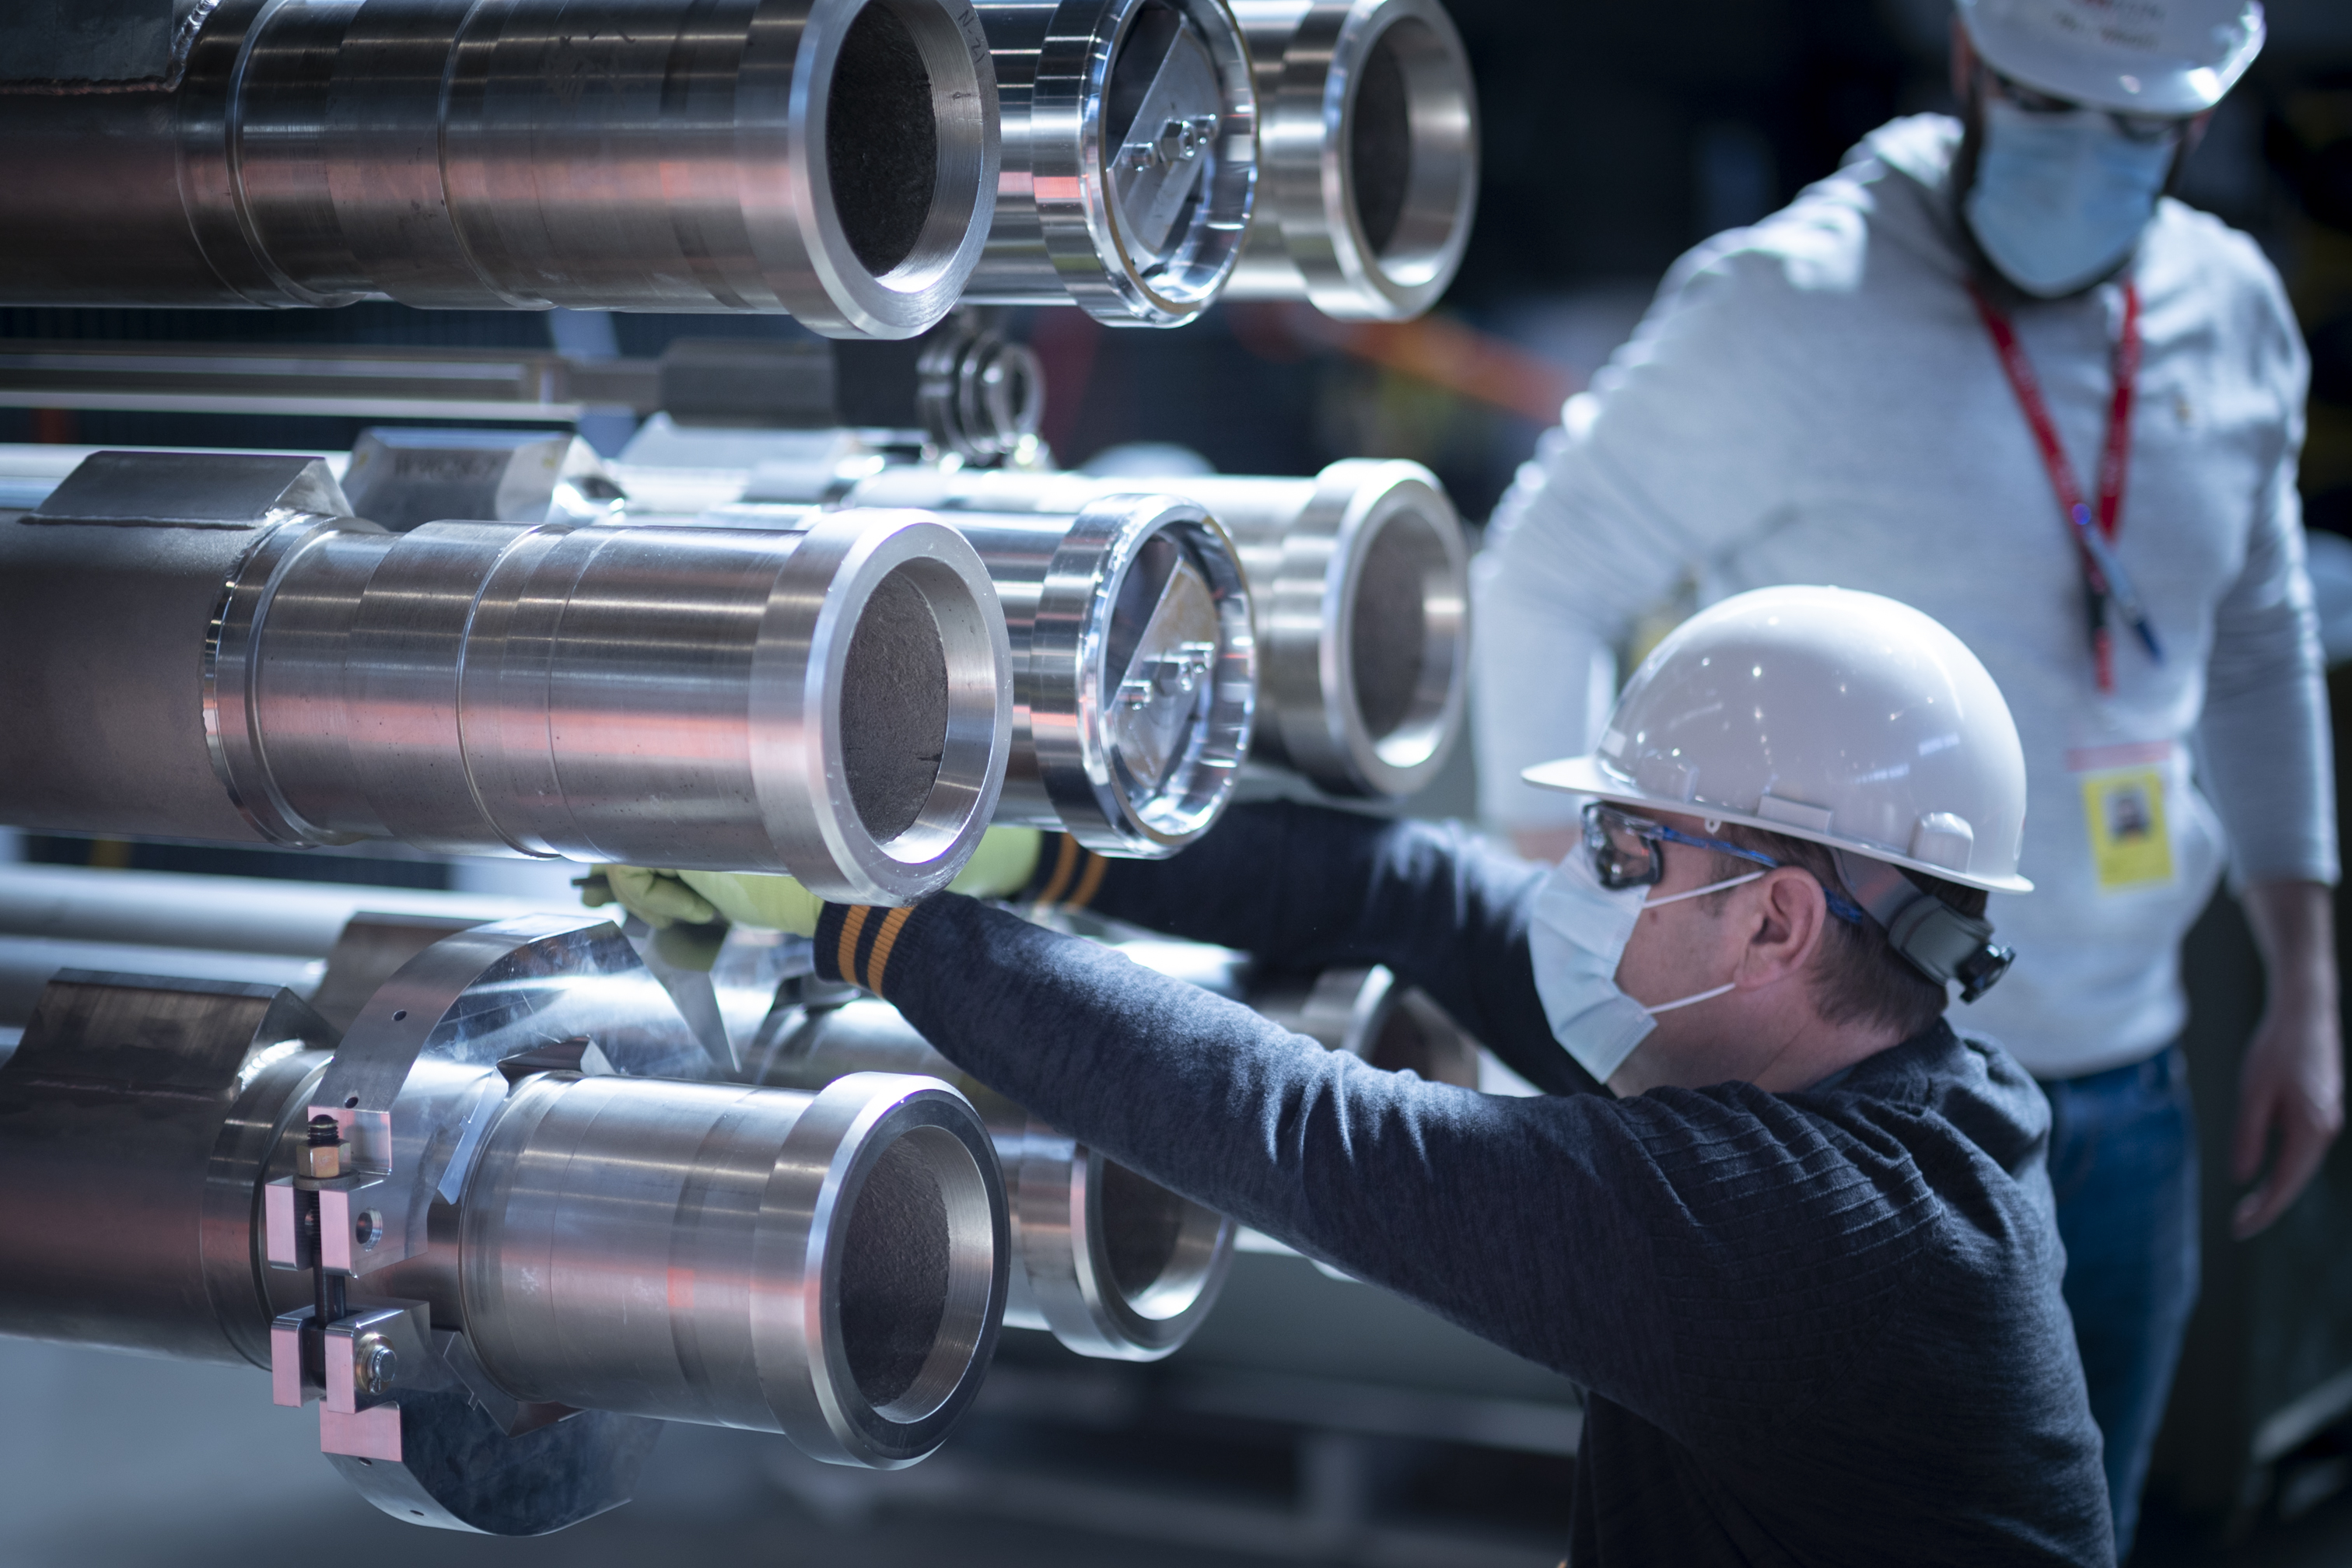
[1701, 824, 1989, 1041]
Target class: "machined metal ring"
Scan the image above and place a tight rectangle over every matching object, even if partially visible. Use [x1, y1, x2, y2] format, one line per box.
[961, 0, 1258, 325]
[1221, 0, 1479, 320]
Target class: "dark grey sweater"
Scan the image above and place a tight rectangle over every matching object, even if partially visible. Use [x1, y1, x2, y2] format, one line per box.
[814, 803, 2114, 1566]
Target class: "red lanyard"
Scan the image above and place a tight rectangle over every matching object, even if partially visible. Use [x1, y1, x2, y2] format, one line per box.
[1969, 280, 2159, 694]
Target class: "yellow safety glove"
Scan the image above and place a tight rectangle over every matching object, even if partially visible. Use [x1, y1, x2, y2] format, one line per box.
[945, 826, 1043, 898]
[674, 869, 825, 937]
[581, 865, 719, 929]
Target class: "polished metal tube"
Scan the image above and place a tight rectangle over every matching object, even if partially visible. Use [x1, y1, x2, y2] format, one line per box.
[460, 1069, 1006, 1465]
[1220, 0, 1479, 320]
[0, 0, 1001, 338]
[1244, 963, 1479, 1086]
[945, 495, 1257, 854]
[0, 974, 332, 1367]
[751, 999, 1236, 1361]
[0, 460, 1016, 903]
[843, 459, 1467, 797]
[961, 0, 1258, 326]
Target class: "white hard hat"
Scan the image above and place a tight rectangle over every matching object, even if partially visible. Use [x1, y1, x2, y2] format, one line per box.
[1525, 586, 2032, 894]
[1956, 0, 2264, 117]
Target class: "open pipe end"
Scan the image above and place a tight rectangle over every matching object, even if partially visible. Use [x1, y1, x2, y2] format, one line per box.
[1227, 0, 1479, 320]
[1015, 1135, 1236, 1360]
[1263, 460, 1468, 799]
[793, 0, 1002, 338]
[768, 509, 1013, 902]
[800, 1075, 1009, 1465]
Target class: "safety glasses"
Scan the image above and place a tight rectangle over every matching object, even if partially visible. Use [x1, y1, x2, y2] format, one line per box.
[1580, 803, 1867, 926]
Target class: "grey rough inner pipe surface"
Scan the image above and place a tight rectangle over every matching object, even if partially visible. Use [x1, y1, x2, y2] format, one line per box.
[1348, 506, 1433, 740]
[841, 568, 953, 842]
[829, 2, 942, 275]
[839, 1136, 955, 1406]
[1349, 24, 1413, 256]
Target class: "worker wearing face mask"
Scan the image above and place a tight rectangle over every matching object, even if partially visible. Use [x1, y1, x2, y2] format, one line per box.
[794, 587, 2114, 1565]
[1472, 2, 2338, 1551]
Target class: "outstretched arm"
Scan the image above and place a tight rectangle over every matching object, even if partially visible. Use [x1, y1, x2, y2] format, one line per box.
[1020, 801, 1587, 1094]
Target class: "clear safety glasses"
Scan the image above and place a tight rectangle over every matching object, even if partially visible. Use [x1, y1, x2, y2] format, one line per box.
[1580, 803, 1867, 926]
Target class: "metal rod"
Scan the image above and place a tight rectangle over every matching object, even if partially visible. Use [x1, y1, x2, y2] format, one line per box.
[0, 451, 1017, 903]
[1220, 0, 1479, 320]
[843, 459, 1468, 798]
[0, 0, 1003, 339]
[961, 0, 1258, 326]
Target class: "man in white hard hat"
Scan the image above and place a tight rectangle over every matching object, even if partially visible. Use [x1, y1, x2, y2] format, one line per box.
[789, 587, 2115, 1564]
[1473, 1, 2340, 1548]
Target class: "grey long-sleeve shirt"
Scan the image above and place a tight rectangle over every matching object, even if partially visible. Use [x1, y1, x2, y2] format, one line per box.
[1475, 114, 2331, 1078]
[815, 804, 2113, 1566]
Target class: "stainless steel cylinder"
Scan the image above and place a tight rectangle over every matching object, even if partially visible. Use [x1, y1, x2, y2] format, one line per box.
[844, 458, 1466, 797]
[751, 999, 1235, 1361]
[948, 495, 1257, 854]
[0, 0, 1002, 338]
[1220, 0, 1479, 320]
[1246, 964, 1479, 1086]
[0, 462, 1015, 903]
[961, 0, 1258, 326]
[460, 1069, 1007, 1466]
[0, 974, 332, 1367]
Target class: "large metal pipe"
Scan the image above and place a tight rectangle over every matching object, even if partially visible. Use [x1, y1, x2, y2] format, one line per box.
[0, 915, 1011, 1531]
[749, 996, 1235, 1361]
[961, 0, 1258, 326]
[0, 452, 1015, 904]
[1220, 0, 1479, 320]
[0, 0, 1001, 339]
[843, 459, 1467, 797]
[948, 495, 1258, 854]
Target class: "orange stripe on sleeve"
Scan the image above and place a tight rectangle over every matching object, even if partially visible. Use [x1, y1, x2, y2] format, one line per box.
[1034, 834, 1080, 908]
[835, 905, 871, 988]
[863, 905, 917, 996]
[1068, 849, 1110, 910]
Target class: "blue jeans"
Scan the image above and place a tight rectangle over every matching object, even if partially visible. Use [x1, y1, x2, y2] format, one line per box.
[2041, 1045, 2201, 1562]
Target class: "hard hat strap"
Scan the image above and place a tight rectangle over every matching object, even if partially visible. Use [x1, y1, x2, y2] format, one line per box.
[1830, 849, 2015, 1004]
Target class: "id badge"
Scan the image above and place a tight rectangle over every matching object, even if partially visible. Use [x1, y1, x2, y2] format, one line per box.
[2077, 759, 2175, 893]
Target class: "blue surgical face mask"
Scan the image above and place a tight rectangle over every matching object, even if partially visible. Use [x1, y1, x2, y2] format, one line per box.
[1963, 99, 2179, 299]
[1526, 846, 1761, 1087]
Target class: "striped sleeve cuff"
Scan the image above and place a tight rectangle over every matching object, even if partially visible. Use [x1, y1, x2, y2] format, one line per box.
[814, 900, 933, 999]
[1025, 833, 1116, 912]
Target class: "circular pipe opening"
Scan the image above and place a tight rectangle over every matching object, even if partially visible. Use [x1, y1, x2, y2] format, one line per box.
[828, 3, 941, 277]
[839, 565, 952, 843]
[1096, 1156, 1227, 1322]
[1347, 502, 1454, 756]
[1345, 12, 1475, 292]
[838, 1131, 954, 1409]
[829, 1116, 1003, 1430]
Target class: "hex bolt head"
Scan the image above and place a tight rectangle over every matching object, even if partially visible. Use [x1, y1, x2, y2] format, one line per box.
[355, 1333, 397, 1396]
[353, 1209, 383, 1249]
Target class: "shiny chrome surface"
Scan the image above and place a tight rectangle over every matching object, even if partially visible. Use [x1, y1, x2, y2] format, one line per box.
[1244, 963, 1480, 1087]
[0, 0, 1002, 338]
[751, 997, 1235, 1362]
[1220, 0, 1478, 320]
[963, 0, 1258, 326]
[945, 495, 1257, 854]
[341, 429, 624, 532]
[463, 1068, 1006, 1465]
[0, 453, 1018, 903]
[0, 974, 331, 1367]
[843, 458, 1467, 797]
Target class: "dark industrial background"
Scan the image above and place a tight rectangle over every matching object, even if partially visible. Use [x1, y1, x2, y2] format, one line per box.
[7, 3, 2352, 1564]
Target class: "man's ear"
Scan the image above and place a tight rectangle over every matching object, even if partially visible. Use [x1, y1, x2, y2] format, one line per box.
[1737, 866, 1829, 989]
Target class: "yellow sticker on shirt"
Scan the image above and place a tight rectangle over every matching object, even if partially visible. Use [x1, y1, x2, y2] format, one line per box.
[2081, 766, 2175, 891]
